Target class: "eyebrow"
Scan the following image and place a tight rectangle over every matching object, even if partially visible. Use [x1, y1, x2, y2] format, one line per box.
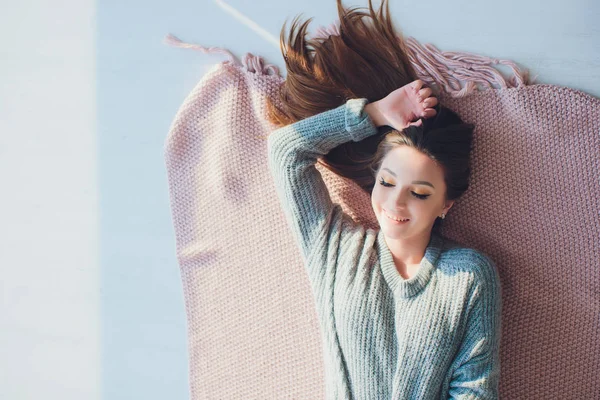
[381, 168, 436, 189]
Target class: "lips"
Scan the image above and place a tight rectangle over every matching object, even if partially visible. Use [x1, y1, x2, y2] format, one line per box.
[384, 210, 410, 222]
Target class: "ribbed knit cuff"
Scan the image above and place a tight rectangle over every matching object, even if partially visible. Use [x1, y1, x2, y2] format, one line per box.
[344, 98, 378, 142]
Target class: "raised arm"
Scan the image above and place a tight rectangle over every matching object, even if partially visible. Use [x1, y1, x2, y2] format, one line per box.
[267, 80, 438, 264]
[267, 98, 378, 262]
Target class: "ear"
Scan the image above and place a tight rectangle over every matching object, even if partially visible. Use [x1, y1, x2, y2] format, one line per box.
[443, 200, 455, 213]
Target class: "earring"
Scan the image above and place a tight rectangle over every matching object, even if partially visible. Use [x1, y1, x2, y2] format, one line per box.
[441, 213, 446, 219]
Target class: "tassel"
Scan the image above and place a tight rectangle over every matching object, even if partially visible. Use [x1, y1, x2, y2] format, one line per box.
[165, 29, 533, 97]
[405, 37, 533, 98]
[309, 22, 533, 98]
[163, 34, 281, 77]
[241, 53, 281, 76]
[163, 33, 240, 66]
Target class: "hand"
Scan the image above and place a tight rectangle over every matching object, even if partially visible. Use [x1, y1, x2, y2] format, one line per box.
[365, 80, 438, 130]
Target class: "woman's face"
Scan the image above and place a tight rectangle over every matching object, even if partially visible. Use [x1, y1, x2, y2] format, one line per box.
[371, 145, 453, 241]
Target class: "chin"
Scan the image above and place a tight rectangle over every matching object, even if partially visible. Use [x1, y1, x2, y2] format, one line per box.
[377, 217, 410, 238]
[381, 230, 410, 241]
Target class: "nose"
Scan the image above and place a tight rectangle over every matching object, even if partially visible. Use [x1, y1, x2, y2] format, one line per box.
[388, 188, 409, 209]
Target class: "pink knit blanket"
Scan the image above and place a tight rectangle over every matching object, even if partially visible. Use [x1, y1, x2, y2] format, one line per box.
[164, 33, 600, 399]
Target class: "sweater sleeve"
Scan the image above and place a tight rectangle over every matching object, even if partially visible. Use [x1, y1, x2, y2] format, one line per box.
[267, 98, 378, 262]
[448, 256, 503, 400]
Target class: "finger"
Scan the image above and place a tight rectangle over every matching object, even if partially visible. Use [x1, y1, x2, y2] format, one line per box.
[426, 97, 439, 108]
[422, 108, 437, 118]
[418, 87, 433, 102]
[422, 96, 438, 109]
[409, 119, 423, 127]
[411, 79, 425, 93]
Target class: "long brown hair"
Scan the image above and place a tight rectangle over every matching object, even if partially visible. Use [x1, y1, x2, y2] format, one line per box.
[267, 0, 474, 232]
[266, 0, 417, 189]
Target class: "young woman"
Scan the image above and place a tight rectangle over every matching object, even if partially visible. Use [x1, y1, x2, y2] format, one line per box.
[266, 1, 502, 399]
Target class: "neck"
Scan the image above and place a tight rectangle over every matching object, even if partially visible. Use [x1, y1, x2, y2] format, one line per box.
[385, 230, 433, 268]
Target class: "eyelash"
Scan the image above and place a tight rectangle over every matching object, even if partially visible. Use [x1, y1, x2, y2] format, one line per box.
[378, 178, 431, 200]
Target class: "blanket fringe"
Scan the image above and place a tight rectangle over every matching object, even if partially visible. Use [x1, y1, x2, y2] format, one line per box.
[163, 34, 238, 65]
[405, 37, 531, 98]
[163, 34, 281, 77]
[165, 29, 532, 97]
[241, 53, 281, 76]
[312, 22, 532, 98]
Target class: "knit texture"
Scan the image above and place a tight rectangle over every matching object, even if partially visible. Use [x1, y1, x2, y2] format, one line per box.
[268, 97, 502, 399]
[164, 36, 600, 399]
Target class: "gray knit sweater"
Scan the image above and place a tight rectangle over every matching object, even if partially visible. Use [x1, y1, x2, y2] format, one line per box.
[267, 98, 502, 400]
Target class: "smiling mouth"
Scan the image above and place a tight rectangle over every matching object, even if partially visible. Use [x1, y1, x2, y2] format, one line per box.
[384, 211, 410, 222]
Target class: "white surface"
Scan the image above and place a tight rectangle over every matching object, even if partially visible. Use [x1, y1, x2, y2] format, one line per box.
[1, 0, 598, 399]
[0, 1, 99, 399]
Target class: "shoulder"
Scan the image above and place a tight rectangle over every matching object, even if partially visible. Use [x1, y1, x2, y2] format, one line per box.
[438, 237, 495, 272]
[437, 238, 501, 293]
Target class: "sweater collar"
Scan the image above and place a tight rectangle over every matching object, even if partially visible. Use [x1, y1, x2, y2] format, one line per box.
[377, 231, 444, 298]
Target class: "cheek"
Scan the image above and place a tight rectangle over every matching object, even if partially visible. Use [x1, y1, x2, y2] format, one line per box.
[370, 188, 382, 211]
[418, 199, 442, 218]
[405, 199, 436, 221]
[370, 193, 378, 213]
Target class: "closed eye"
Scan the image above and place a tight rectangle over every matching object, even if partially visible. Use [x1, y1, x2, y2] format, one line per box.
[378, 177, 431, 200]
